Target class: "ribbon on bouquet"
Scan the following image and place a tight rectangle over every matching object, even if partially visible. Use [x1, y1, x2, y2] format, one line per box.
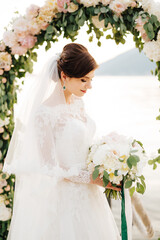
[121, 181, 128, 240]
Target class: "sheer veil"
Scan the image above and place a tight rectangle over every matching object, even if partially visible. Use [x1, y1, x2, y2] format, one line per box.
[2, 52, 66, 176]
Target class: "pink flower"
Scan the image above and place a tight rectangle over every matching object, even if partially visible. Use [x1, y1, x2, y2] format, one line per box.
[130, 1, 137, 8]
[28, 19, 41, 35]
[2, 77, 7, 83]
[0, 42, 6, 52]
[109, 0, 127, 16]
[135, 16, 149, 42]
[0, 127, 4, 133]
[4, 65, 11, 71]
[26, 4, 40, 19]
[141, 32, 150, 42]
[3, 31, 17, 48]
[13, 17, 29, 35]
[4, 185, 10, 191]
[11, 45, 27, 56]
[40, 22, 50, 30]
[135, 16, 145, 32]
[0, 69, 4, 75]
[100, 0, 111, 6]
[0, 188, 4, 194]
[57, 0, 71, 13]
[0, 179, 7, 189]
[18, 35, 37, 49]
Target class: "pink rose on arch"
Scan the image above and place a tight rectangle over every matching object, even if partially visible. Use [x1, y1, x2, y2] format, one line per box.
[109, 0, 127, 16]
[28, 19, 41, 35]
[0, 42, 6, 52]
[57, 0, 71, 13]
[13, 17, 29, 35]
[26, 4, 40, 20]
[135, 16, 150, 42]
[40, 22, 50, 31]
[18, 35, 37, 49]
[11, 45, 28, 56]
[100, 0, 111, 6]
[135, 16, 145, 32]
[0, 179, 7, 189]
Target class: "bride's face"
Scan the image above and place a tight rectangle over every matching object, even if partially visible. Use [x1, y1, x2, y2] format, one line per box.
[60, 69, 95, 97]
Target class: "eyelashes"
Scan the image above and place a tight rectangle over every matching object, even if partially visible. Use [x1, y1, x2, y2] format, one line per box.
[81, 79, 93, 82]
[81, 79, 86, 82]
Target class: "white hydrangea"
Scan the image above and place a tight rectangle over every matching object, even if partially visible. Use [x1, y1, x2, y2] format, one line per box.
[143, 40, 160, 62]
[78, 0, 100, 7]
[0, 196, 12, 221]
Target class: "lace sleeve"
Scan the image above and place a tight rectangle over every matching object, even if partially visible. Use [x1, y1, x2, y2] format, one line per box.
[64, 169, 92, 184]
[34, 108, 60, 178]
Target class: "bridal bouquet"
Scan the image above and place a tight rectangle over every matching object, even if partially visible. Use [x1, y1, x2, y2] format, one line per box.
[86, 132, 147, 200]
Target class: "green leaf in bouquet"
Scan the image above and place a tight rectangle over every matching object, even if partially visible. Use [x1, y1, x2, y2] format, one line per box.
[125, 180, 132, 188]
[130, 149, 138, 153]
[129, 186, 135, 197]
[139, 175, 145, 181]
[141, 179, 146, 190]
[127, 155, 140, 169]
[114, 170, 118, 176]
[127, 158, 132, 169]
[118, 157, 124, 162]
[95, 165, 100, 168]
[103, 175, 109, 187]
[103, 170, 109, 180]
[92, 168, 99, 180]
[136, 182, 145, 194]
[112, 190, 118, 200]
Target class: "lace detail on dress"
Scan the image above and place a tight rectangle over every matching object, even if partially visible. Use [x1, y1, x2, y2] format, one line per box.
[65, 169, 92, 184]
[34, 96, 95, 184]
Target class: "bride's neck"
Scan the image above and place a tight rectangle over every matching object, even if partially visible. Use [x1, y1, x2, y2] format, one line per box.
[64, 90, 72, 104]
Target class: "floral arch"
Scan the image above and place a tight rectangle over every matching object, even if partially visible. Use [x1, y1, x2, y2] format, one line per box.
[0, 0, 160, 237]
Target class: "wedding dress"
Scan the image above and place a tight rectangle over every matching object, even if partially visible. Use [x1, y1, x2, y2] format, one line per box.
[2, 53, 132, 240]
[5, 81, 122, 240]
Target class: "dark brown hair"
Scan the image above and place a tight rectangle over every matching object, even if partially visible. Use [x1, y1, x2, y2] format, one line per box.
[57, 43, 99, 79]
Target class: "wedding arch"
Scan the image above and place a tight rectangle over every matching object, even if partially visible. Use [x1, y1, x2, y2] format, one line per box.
[0, 0, 160, 238]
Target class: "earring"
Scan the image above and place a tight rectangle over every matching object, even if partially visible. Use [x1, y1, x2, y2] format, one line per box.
[63, 80, 66, 90]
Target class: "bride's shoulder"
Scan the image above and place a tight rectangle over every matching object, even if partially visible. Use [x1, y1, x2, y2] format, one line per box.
[34, 95, 85, 119]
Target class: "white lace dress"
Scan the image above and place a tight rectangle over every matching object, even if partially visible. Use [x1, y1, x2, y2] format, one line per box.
[6, 96, 121, 240]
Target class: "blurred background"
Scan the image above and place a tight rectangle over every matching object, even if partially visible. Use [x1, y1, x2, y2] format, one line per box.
[0, 0, 160, 239]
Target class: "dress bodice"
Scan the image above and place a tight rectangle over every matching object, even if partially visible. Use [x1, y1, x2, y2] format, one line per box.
[41, 96, 96, 170]
[33, 95, 96, 183]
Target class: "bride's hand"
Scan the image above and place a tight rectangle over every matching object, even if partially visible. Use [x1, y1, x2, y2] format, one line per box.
[105, 182, 121, 191]
[90, 175, 121, 191]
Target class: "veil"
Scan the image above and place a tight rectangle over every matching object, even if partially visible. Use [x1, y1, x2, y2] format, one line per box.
[2, 52, 67, 176]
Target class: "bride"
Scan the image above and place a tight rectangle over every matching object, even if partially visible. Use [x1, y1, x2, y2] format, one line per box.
[2, 43, 131, 239]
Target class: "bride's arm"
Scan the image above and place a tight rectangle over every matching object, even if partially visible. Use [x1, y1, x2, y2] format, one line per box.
[64, 170, 121, 191]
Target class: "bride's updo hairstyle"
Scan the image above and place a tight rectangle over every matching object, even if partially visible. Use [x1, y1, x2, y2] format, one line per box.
[57, 43, 99, 79]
